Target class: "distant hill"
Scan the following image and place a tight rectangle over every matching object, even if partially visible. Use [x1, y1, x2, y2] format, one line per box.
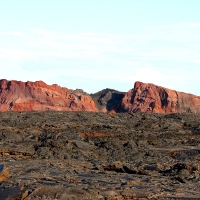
[0, 79, 97, 112]
[90, 88, 125, 112]
[0, 79, 200, 114]
[116, 81, 200, 114]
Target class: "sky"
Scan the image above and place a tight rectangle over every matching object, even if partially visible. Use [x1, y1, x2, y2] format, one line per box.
[0, 0, 200, 95]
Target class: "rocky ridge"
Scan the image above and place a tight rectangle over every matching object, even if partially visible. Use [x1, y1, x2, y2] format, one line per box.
[117, 81, 200, 114]
[0, 79, 97, 112]
[0, 79, 200, 114]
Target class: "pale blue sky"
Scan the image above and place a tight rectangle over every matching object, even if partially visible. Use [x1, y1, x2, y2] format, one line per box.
[0, 0, 200, 95]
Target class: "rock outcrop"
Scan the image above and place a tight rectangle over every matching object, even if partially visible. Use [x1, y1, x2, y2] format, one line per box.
[90, 88, 125, 112]
[118, 81, 200, 114]
[1, 79, 200, 114]
[0, 79, 97, 112]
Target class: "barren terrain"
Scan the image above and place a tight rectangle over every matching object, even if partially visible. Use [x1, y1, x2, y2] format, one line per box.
[0, 111, 200, 199]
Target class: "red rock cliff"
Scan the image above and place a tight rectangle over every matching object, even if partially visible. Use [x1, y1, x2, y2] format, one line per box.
[1, 79, 200, 114]
[118, 81, 200, 114]
[0, 79, 97, 112]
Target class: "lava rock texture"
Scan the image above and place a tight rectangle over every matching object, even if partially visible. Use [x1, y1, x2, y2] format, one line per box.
[0, 111, 200, 199]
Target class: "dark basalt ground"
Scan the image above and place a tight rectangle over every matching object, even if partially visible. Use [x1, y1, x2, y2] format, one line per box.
[0, 111, 200, 200]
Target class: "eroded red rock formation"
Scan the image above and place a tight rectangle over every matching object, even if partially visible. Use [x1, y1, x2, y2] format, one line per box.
[118, 81, 200, 114]
[1, 79, 200, 114]
[0, 79, 97, 112]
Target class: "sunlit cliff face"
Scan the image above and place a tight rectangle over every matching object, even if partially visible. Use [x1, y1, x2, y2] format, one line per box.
[0, 79, 200, 114]
[119, 81, 200, 114]
[0, 79, 97, 112]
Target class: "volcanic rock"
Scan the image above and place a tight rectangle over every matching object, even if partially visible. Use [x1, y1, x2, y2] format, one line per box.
[1, 79, 200, 114]
[0, 165, 10, 183]
[0, 111, 200, 199]
[118, 81, 200, 114]
[90, 88, 125, 112]
[0, 79, 97, 112]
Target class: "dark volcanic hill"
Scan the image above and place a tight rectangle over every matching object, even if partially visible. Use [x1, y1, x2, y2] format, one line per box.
[0, 79, 200, 114]
[90, 88, 125, 112]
